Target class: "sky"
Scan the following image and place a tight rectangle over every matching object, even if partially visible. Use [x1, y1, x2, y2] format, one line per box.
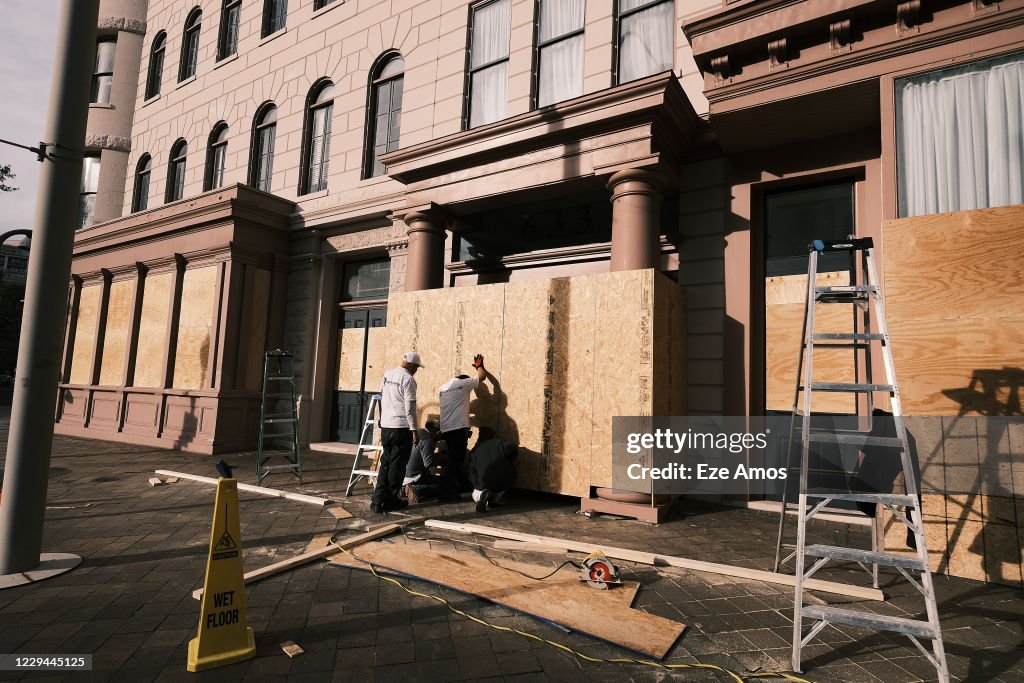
[0, 0, 60, 233]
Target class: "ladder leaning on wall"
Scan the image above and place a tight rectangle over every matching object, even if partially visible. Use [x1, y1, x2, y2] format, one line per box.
[256, 349, 304, 485]
[774, 237, 949, 682]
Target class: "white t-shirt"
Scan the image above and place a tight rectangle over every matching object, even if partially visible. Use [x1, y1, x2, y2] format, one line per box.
[438, 376, 479, 432]
[380, 367, 418, 429]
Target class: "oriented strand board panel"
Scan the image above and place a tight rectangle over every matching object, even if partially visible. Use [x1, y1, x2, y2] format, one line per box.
[98, 279, 134, 386]
[336, 326, 367, 391]
[364, 325, 388, 392]
[173, 265, 217, 390]
[134, 271, 173, 387]
[765, 271, 855, 413]
[449, 284, 505, 448]
[330, 538, 685, 658]
[653, 273, 687, 416]
[69, 284, 101, 384]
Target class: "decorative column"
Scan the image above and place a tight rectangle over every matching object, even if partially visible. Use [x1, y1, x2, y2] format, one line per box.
[607, 168, 666, 272]
[403, 208, 447, 291]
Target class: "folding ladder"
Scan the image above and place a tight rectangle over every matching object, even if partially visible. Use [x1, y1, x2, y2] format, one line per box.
[256, 349, 303, 485]
[345, 393, 382, 496]
[774, 237, 948, 681]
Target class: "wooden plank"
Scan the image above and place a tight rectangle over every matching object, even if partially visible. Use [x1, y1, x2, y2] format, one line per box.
[336, 326, 366, 391]
[69, 285, 101, 384]
[172, 265, 217, 390]
[193, 524, 400, 599]
[325, 505, 353, 520]
[155, 470, 329, 506]
[493, 540, 574, 554]
[98, 279, 134, 386]
[329, 538, 685, 658]
[426, 520, 885, 601]
[133, 271, 173, 387]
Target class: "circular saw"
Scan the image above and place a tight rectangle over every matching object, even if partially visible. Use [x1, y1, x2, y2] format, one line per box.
[580, 552, 621, 589]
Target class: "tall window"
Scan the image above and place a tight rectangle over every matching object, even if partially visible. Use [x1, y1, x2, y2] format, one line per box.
[314, 0, 337, 8]
[91, 39, 116, 104]
[205, 123, 229, 191]
[78, 154, 101, 230]
[166, 139, 188, 202]
[365, 55, 404, 178]
[133, 155, 152, 212]
[146, 32, 166, 99]
[250, 104, 277, 192]
[466, 0, 511, 128]
[535, 0, 584, 108]
[218, 0, 241, 60]
[896, 51, 1024, 218]
[301, 82, 335, 194]
[616, 0, 673, 84]
[262, 0, 287, 38]
[179, 9, 202, 82]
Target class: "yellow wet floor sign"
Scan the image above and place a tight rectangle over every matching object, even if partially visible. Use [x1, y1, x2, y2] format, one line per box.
[187, 478, 256, 672]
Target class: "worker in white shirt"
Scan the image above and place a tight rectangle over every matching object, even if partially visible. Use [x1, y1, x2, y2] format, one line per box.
[438, 354, 487, 494]
[373, 351, 423, 513]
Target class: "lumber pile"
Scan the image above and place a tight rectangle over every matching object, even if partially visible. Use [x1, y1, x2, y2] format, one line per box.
[384, 269, 686, 496]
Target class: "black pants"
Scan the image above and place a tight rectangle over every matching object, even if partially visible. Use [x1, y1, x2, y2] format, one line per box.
[441, 428, 470, 493]
[373, 427, 413, 507]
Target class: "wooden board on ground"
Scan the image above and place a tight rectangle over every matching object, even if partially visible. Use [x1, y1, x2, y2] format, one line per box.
[325, 505, 353, 519]
[494, 540, 574, 554]
[156, 470, 329, 506]
[330, 537, 684, 658]
[427, 519, 885, 602]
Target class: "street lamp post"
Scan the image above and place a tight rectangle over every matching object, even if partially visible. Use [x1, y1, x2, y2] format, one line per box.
[0, 0, 101, 575]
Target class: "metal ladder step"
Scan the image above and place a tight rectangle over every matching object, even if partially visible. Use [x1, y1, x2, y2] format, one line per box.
[814, 285, 878, 294]
[806, 432, 904, 448]
[265, 375, 295, 381]
[804, 382, 894, 393]
[356, 445, 383, 453]
[812, 333, 884, 341]
[263, 417, 297, 424]
[804, 544, 927, 570]
[351, 469, 378, 478]
[802, 605, 937, 639]
[807, 491, 917, 506]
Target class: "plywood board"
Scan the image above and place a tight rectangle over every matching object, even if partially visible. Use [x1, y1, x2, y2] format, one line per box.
[653, 273, 687, 416]
[98, 279, 135, 386]
[238, 267, 271, 392]
[364, 325, 388, 393]
[329, 537, 685, 659]
[336, 326, 367, 391]
[133, 271, 173, 388]
[173, 265, 217, 390]
[69, 285, 101, 384]
[450, 283, 505, 450]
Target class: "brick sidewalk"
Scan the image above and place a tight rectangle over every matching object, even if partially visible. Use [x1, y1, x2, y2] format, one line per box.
[0, 415, 1021, 682]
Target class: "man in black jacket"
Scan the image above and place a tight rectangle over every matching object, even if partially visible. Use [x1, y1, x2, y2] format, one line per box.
[468, 428, 518, 513]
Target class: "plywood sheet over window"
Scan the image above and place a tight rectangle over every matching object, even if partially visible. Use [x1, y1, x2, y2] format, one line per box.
[69, 285, 101, 384]
[238, 267, 271, 391]
[173, 265, 218, 390]
[336, 326, 367, 391]
[134, 271, 173, 387]
[98, 279, 135, 386]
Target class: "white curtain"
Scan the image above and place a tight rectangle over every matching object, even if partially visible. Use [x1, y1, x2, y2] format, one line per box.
[618, 0, 674, 84]
[470, 0, 511, 127]
[897, 52, 1024, 217]
[538, 0, 584, 107]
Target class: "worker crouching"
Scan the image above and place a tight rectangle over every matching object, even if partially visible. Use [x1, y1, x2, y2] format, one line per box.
[469, 428, 519, 513]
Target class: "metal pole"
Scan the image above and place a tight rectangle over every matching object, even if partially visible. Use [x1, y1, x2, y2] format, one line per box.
[0, 0, 100, 574]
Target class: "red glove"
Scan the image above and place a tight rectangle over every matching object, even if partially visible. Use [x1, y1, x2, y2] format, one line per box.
[472, 354, 484, 369]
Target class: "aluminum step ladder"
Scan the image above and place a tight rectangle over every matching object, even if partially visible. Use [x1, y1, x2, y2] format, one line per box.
[256, 349, 303, 485]
[345, 393, 382, 496]
[774, 237, 948, 682]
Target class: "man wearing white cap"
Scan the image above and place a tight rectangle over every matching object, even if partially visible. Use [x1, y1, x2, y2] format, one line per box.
[373, 351, 423, 513]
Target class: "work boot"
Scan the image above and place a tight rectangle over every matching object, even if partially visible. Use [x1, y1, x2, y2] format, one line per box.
[475, 490, 490, 513]
[370, 502, 384, 514]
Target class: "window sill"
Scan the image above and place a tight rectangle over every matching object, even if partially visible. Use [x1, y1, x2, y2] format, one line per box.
[89, 102, 114, 110]
[141, 94, 160, 108]
[259, 27, 287, 47]
[214, 53, 239, 70]
[298, 188, 329, 201]
[175, 75, 197, 90]
[312, 0, 347, 20]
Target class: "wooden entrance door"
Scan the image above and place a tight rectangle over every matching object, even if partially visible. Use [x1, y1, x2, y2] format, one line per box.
[332, 307, 388, 442]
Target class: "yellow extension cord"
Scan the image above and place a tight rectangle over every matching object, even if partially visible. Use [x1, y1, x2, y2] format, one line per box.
[329, 540, 814, 683]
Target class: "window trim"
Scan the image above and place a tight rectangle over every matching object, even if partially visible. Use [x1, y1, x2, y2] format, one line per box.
[262, 0, 288, 38]
[132, 154, 152, 212]
[531, 0, 586, 110]
[166, 139, 188, 203]
[78, 153, 101, 230]
[179, 8, 202, 83]
[362, 52, 405, 179]
[313, 0, 337, 9]
[612, 0, 674, 86]
[249, 102, 277, 192]
[217, 0, 242, 61]
[145, 31, 166, 100]
[462, 0, 512, 130]
[299, 80, 336, 195]
[91, 38, 116, 105]
[204, 122, 229, 191]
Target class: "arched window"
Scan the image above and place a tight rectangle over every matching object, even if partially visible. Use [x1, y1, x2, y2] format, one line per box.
[364, 54, 404, 178]
[250, 103, 277, 192]
[218, 0, 241, 60]
[205, 123, 229, 191]
[615, 0, 674, 85]
[166, 139, 188, 202]
[302, 81, 335, 194]
[179, 8, 202, 82]
[262, 0, 287, 38]
[145, 31, 166, 99]
[132, 154, 152, 212]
